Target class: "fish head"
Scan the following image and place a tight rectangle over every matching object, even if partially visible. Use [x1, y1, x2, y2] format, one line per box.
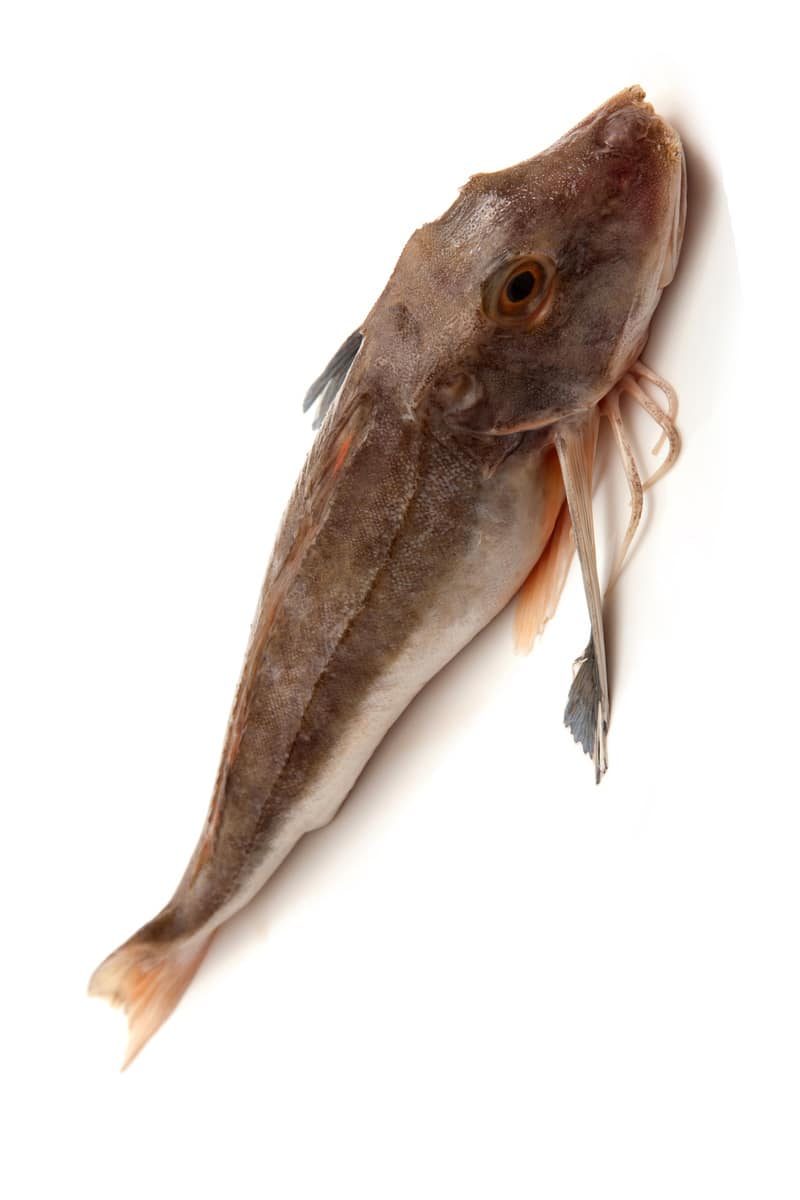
[371, 86, 686, 437]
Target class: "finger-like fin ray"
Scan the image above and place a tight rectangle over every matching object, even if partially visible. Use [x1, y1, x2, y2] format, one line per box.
[602, 386, 644, 595]
[600, 359, 680, 589]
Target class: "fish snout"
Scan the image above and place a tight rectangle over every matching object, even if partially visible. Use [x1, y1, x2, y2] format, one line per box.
[599, 105, 654, 150]
[593, 87, 683, 161]
[591, 90, 684, 236]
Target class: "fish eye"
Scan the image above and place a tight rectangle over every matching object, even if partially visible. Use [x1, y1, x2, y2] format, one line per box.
[484, 255, 556, 327]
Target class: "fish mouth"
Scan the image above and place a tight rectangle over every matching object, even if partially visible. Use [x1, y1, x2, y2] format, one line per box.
[559, 86, 687, 290]
[597, 90, 656, 150]
[566, 84, 652, 140]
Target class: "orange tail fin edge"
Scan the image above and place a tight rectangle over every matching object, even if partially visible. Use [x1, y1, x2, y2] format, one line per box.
[89, 930, 214, 1069]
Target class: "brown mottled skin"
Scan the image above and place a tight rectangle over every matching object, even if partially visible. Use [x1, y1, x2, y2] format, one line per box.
[90, 87, 685, 1062]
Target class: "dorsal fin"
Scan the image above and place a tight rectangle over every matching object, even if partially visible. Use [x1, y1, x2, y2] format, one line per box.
[303, 330, 363, 428]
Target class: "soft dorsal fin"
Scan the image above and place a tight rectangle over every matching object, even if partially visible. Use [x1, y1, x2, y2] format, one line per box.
[303, 330, 363, 428]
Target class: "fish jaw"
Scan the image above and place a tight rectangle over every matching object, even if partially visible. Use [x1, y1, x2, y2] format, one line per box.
[577, 86, 687, 290]
[604, 130, 686, 383]
[659, 140, 687, 288]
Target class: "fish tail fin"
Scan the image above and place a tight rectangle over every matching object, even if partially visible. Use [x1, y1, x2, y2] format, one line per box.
[88, 925, 214, 1069]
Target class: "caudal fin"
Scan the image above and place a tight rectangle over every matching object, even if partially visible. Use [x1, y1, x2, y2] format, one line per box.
[89, 929, 214, 1069]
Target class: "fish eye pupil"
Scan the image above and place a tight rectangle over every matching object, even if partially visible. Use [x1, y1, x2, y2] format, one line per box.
[505, 270, 535, 304]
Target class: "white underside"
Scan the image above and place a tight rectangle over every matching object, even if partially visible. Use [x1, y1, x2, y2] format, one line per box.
[209, 451, 555, 933]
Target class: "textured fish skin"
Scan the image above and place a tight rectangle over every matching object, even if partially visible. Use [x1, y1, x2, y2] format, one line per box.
[90, 86, 685, 1065]
[142, 398, 566, 939]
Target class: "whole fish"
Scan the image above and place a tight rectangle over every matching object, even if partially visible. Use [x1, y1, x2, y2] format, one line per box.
[90, 85, 686, 1066]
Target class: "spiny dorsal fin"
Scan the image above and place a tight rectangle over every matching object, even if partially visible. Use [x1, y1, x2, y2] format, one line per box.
[303, 330, 363, 428]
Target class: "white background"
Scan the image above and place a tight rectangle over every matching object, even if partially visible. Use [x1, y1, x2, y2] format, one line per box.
[2, 2, 796, 1197]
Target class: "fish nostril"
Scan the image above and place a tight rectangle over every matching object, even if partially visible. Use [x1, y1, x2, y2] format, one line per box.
[600, 108, 650, 149]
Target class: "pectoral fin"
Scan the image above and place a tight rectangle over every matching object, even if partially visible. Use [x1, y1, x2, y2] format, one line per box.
[513, 447, 572, 653]
[554, 414, 609, 782]
[513, 501, 573, 653]
[515, 362, 679, 779]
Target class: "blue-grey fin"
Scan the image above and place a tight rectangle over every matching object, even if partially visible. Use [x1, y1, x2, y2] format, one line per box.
[553, 419, 609, 783]
[303, 330, 363, 426]
[564, 637, 607, 784]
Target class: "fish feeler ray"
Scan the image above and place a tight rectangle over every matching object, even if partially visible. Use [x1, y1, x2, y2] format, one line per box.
[599, 360, 680, 592]
[634, 359, 679, 454]
[602, 385, 644, 594]
[620, 373, 680, 490]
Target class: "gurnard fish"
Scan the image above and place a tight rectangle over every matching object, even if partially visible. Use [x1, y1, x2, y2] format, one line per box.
[90, 86, 686, 1066]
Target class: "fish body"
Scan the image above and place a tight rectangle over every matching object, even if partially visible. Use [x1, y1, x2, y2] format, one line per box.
[91, 86, 685, 1065]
